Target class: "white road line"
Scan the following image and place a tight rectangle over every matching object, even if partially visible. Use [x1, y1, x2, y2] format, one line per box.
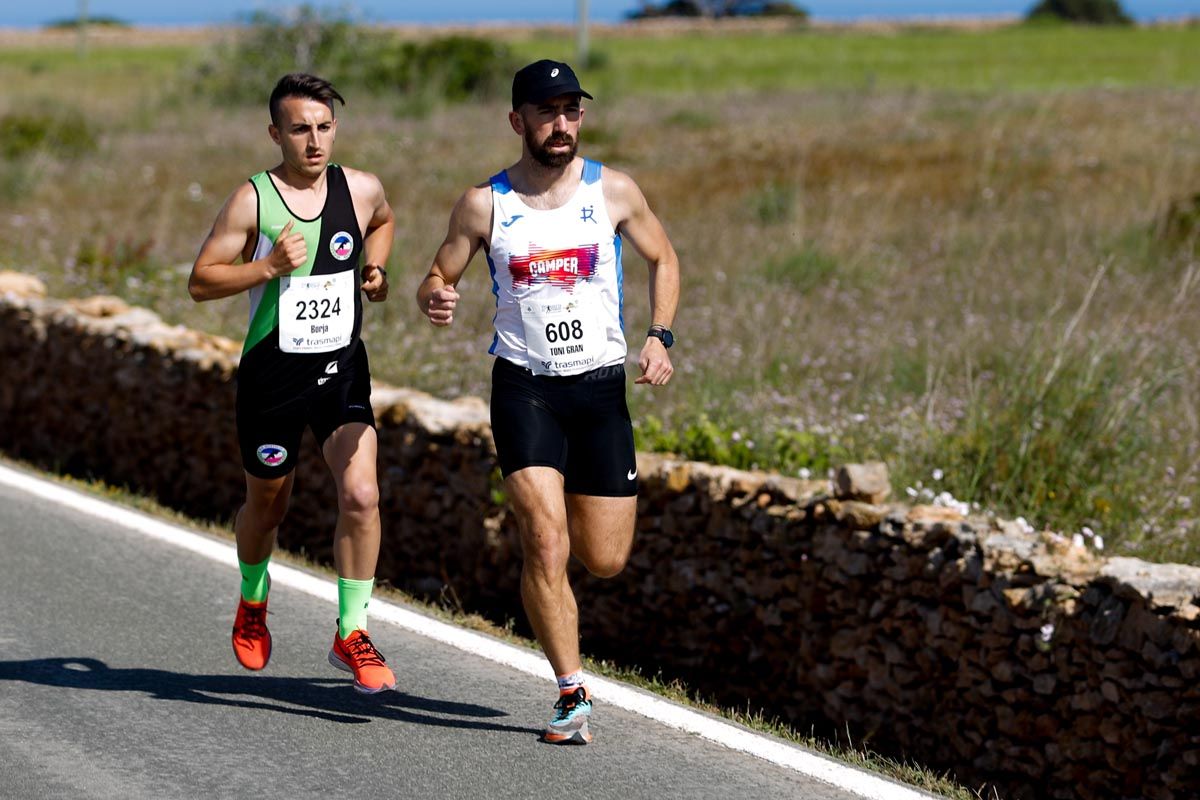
[0, 463, 932, 800]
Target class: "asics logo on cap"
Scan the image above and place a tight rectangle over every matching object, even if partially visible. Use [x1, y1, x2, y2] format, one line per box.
[512, 59, 594, 109]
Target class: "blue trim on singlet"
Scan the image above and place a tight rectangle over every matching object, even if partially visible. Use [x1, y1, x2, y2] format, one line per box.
[490, 171, 513, 194]
[614, 233, 625, 330]
[582, 158, 602, 185]
[584, 159, 618, 326]
[487, 172, 510, 355]
[485, 251, 501, 355]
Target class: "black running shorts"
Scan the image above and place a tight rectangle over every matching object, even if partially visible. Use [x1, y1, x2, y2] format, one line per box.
[236, 344, 375, 479]
[490, 357, 638, 497]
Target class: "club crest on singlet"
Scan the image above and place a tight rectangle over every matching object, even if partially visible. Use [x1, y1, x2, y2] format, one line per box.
[329, 231, 354, 260]
[508, 244, 599, 291]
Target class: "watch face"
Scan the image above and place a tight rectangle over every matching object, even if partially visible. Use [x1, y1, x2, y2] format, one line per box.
[661, 329, 674, 348]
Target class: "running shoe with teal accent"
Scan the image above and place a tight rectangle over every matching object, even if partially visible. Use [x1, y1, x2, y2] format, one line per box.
[543, 687, 593, 744]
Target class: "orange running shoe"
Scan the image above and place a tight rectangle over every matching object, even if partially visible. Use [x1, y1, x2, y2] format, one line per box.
[328, 627, 396, 694]
[231, 596, 271, 671]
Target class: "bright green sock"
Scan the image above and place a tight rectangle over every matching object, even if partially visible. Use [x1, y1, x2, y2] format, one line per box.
[338, 577, 375, 638]
[239, 556, 270, 603]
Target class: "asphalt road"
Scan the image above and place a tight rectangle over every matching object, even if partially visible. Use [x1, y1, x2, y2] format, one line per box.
[0, 468, 922, 800]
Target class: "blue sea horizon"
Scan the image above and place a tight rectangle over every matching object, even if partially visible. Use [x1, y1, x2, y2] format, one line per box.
[0, 0, 1195, 28]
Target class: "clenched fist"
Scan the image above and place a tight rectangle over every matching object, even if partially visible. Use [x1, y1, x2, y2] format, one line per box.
[267, 219, 307, 277]
[361, 263, 389, 302]
[425, 284, 459, 327]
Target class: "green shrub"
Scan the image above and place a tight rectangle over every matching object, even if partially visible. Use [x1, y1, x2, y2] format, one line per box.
[762, 245, 838, 293]
[664, 109, 717, 130]
[394, 36, 512, 101]
[44, 15, 129, 29]
[1026, 0, 1133, 25]
[1157, 192, 1200, 253]
[0, 110, 97, 159]
[193, 6, 373, 104]
[753, 181, 796, 224]
[635, 414, 846, 476]
[759, 1, 808, 16]
[193, 6, 516, 109]
[629, 1, 809, 20]
[73, 235, 158, 288]
[904, 325, 1174, 543]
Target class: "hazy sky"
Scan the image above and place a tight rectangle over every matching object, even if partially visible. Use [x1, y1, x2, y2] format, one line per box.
[1, 1, 1196, 26]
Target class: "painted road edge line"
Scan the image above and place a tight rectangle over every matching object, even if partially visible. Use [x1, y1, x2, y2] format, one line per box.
[0, 463, 933, 800]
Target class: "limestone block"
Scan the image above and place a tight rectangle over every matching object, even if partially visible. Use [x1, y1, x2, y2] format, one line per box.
[902, 520, 956, 550]
[664, 461, 691, 493]
[834, 500, 887, 530]
[67, 295, 133, 317]
[0, 270, 46, 298]
[1101, 557, 1200, 614]
[907, 504, 965, 524]
[833, 461, 891, 503]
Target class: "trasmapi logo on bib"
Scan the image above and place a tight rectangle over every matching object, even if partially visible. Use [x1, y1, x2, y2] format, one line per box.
[256, 444, 288, 467]
[329, 231, 354, 260]
[508, 244, 599, 291]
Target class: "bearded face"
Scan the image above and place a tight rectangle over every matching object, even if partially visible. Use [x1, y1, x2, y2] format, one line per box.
[526, 127, 577, 169]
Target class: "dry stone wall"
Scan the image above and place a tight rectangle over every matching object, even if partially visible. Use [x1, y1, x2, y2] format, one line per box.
[2, 273, 1198, 800]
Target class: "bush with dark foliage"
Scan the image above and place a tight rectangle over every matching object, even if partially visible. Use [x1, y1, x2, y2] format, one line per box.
[1026, 0, 1133, 25]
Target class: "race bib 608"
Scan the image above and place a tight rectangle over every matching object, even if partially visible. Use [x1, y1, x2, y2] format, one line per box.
[521, 298, 605, 376]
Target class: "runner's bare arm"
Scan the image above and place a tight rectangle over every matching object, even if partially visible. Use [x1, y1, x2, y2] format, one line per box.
[605, 169, 679, 386]
[353, 171, 395, 302]
[416, 185, 492, 327]
[188, 183, 307, 302]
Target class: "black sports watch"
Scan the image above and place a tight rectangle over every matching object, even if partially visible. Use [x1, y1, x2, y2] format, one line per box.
[647, 326, 674, 348]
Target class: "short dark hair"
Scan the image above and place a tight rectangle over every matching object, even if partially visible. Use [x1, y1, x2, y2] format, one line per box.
[268, 73, 346, 126]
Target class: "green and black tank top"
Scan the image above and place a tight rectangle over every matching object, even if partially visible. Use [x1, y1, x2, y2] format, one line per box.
[240, 164, 365, 402]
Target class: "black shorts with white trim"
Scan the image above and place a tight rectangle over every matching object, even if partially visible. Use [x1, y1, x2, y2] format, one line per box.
[236, 342, 375, 479]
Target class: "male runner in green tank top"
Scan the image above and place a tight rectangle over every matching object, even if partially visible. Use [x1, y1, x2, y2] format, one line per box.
[188, 73, 397, 693]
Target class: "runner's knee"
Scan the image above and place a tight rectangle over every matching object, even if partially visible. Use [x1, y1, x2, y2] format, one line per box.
[521, 526, 571, 577]
[581, 548, 629, 579]
[337, 478, 379, 517]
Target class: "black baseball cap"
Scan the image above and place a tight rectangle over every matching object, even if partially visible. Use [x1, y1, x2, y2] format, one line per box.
[511, 60, 593, 110]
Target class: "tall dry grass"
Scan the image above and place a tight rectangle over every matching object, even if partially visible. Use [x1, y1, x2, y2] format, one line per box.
[1, 35, 1198, 562]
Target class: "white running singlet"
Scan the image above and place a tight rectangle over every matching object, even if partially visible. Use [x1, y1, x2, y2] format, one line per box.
[486, 159, 625, 376]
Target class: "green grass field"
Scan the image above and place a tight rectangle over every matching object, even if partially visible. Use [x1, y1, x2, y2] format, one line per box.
[521, 24, 1200, 92]
[1, 20, 1198, 567]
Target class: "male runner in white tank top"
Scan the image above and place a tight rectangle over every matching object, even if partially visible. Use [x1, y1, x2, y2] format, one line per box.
[417, 60, 680, 744]
[189, 74, 398, 694]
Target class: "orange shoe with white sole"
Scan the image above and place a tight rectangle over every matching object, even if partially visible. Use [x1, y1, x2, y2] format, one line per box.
[328, 628, 396, 694]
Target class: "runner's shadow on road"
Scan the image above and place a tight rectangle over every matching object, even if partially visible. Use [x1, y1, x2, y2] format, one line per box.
[0, 657, 541, 734]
